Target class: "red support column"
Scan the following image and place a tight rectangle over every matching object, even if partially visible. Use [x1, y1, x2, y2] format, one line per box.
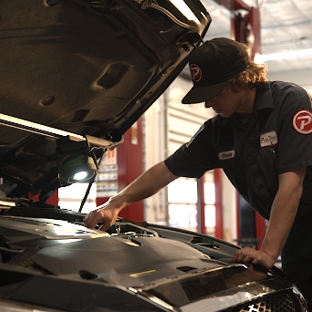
[214, 169, 223, 239]
[116, 118, 144, 221]
[248, 7, 261, 59]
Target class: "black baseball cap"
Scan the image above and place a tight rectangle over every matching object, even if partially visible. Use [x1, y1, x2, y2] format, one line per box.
[182, 37, 250, 104]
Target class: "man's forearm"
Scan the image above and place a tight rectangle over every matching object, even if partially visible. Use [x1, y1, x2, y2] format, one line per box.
[261, 195, 299, 260]
[260, 168, 305, 260]
[106, 161, 178, 209]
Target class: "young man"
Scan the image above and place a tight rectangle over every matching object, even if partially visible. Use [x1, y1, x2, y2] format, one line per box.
[84, 37, 312, 305]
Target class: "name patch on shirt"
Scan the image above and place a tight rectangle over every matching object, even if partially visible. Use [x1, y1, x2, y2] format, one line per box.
[260, 130, 278, 147]
[218, 150, 235, 161]
[293, 110, 312, 134]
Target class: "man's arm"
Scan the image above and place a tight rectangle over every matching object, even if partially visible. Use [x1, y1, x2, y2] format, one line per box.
[84, 161, 179, 231]
[230, 167, 306, 270]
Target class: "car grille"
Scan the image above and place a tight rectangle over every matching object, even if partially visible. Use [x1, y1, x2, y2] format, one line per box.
[227, 290, 302, 312]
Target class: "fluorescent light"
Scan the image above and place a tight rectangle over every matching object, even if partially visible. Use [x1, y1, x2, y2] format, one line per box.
[169, 0, 200, 23]
[254, 48, 312, 63]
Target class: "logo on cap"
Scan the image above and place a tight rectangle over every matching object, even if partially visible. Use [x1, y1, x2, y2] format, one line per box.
[190, 64, 202, 82]
[293, 110, 312, 134]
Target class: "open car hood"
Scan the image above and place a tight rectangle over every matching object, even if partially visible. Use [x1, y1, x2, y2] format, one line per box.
[0, 0, 211, 199]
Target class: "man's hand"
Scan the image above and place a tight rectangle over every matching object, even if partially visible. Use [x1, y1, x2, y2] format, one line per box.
[83, 161, 178, 232]
[230, 169, 306, 272]
[229, 247, 276, 271]
[84, 203, 120, 231]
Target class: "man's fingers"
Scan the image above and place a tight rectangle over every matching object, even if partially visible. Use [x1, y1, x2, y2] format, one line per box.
[230, 248, 274, 272]
[83, 211, 92, 221]
[230, 247, 256, 264]
[232, 254, 251, 265]
[83, 211, 99, 228]
[98, 222, 110, 232]
[83, 204, 120, 232]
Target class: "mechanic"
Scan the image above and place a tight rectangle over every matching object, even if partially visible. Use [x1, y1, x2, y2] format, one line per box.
[84, 37, 312, 306]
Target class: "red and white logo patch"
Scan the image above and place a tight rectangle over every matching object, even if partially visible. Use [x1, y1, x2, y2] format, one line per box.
[293, 110, 312, 134]
[190, 64, 202, 82]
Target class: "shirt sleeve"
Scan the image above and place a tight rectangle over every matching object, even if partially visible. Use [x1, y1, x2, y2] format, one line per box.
[275, 83, 312, 173]
[164, 119, 220, 178]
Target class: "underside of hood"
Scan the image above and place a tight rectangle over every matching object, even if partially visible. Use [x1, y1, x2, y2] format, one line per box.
[0, 0, 211, 199]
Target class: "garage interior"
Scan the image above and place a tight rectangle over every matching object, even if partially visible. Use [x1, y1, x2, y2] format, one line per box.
[57, 0, 312, 249]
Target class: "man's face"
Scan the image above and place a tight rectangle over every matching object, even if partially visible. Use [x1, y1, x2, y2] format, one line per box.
[204, 84, 247, 118]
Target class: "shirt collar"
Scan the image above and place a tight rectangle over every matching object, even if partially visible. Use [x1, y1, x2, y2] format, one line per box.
[218, 82, 274, 127]
[253, 82, 274, 111]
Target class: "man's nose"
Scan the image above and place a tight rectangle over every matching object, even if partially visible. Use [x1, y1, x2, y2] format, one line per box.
[205, 99, 216, 108]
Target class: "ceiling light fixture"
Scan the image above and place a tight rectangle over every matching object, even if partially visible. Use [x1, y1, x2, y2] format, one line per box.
[254, 48, 312, 63]
[169, 0, 200, 23]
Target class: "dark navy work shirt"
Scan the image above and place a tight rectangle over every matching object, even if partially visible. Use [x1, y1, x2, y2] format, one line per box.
[165, 81, 312, 219]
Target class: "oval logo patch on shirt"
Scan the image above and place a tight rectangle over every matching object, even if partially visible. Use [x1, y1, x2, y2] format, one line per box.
[293, 110, 312, 134]
[260, 130, 278, 147]
[218, 150, 235, 161]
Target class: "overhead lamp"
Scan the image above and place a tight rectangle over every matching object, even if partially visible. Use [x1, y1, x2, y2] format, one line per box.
[168, 0, 200, 24]
[254, 48, 312, 63]
[60, 154, 97, 184]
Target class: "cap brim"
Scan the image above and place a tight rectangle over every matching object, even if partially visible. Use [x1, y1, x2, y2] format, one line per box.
[181, 80, 229, 104]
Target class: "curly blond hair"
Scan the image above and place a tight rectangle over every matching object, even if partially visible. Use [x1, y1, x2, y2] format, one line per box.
[229, 44, 267, 91]
[230, 62, 268, 92]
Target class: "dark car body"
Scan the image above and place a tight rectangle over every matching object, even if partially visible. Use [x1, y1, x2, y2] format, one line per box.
[0, 0, 308, 311]
[0, 209, 308, 311]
